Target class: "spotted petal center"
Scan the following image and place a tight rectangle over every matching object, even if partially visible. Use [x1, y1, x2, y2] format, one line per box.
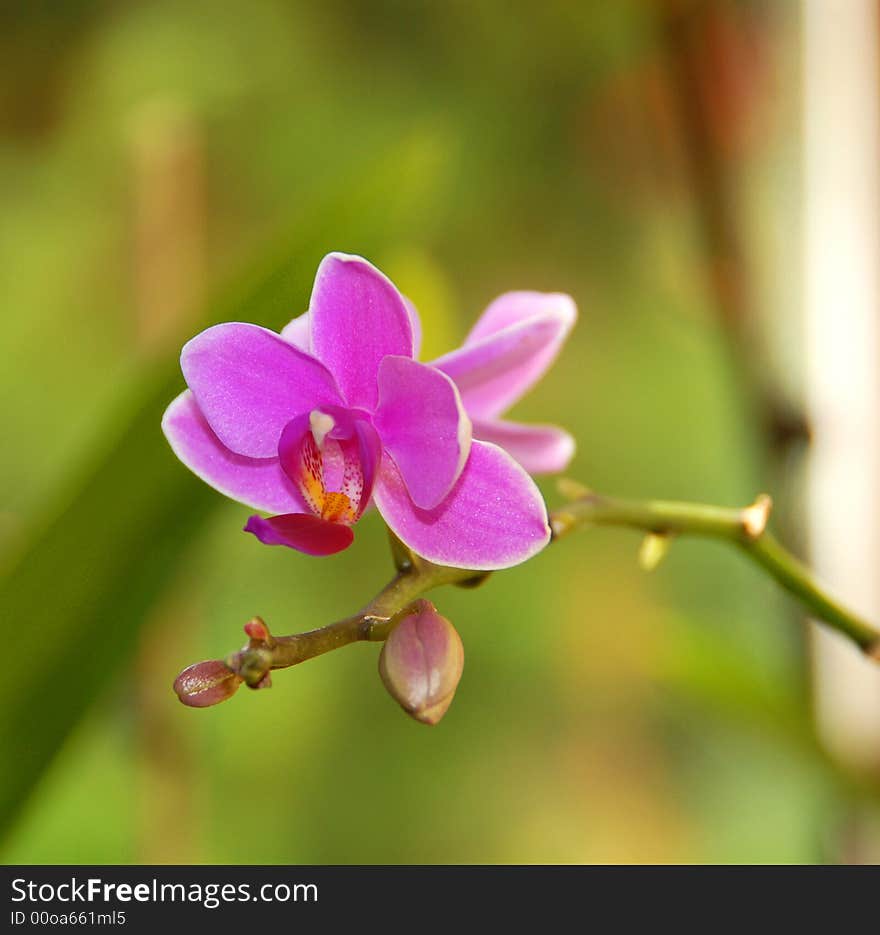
[279, 408, 377, 527]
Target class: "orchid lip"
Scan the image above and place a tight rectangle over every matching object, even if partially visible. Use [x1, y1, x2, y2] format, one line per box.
[278, 407, 379, 527]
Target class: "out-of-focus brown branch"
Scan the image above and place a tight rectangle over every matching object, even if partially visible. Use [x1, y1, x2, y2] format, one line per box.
[658, 0, 811, 454]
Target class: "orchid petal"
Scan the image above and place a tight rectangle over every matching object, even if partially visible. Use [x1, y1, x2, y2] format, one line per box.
[354, 418, 383, 515]
[373, 440, 550, 570]
[309, 252, 413, 409]
[374, 356, 472, 510]
[161, 391, 306, 514]
[472, 418, 575, 474]
[431, 292, 576, 419]
[181, 323, 343, 458]
[280, 310, 310, 350]
[281, 299, 420, 356]
[244, 513, 354, 556]
[464, 290, 575, 343]
[403, 296, 422, 359]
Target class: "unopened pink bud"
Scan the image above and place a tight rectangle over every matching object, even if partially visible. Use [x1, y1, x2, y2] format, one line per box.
[378, 600, 464, 725]
[244, 617, 271, 641]
[173, 659, 242, 708]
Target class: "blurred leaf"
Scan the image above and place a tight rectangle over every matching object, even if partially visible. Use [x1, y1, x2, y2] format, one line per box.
[655, 615, 880, 807]
[0, 139, 441, 838]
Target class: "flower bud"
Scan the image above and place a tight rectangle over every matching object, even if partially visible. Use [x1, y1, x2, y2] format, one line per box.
[173, 659, 242, 708]
[244, 617, 271, 642]
[378, 600, 464, 725]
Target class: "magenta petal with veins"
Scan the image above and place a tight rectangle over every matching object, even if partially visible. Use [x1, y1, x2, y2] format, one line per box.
[162, 253, 573, 569]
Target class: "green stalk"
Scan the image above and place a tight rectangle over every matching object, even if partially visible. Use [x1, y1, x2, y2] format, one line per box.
[225, 487, 880, 689]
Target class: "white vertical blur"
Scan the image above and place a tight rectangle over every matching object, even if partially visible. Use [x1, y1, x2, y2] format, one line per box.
[803, 0, 880, 768]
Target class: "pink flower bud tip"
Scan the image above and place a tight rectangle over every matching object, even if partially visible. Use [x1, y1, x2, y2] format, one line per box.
[379, 600, 464, 725]
[174, 659, 242, 708]
[244, 617, 270, 641]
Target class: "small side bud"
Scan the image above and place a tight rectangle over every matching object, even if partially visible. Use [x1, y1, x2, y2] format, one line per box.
[379, 600, 464, 725]
[174, 660, 242, 708]
[244, 616, 271, 642]
[639, 532, 671, 571]
[228, 645, 273, 688]
[251, 671, 273, 691]
[742, 493, 772, 540]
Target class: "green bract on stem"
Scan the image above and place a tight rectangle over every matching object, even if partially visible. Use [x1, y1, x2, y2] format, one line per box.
[219, 482, 880, 693]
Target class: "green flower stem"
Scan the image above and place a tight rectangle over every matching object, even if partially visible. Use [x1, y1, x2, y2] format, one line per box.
[230, 559, 476, 686]
[227, 486, 880, 689]
[552, 489, 880, 654]
[744, 534, 879, 652]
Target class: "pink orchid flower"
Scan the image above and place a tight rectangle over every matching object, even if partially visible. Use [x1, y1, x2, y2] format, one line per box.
[162, 253, 575, 569]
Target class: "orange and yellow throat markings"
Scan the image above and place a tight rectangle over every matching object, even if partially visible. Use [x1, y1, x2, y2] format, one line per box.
[295, 413, 362, 525]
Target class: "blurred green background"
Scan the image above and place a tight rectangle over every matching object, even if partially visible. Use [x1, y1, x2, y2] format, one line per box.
[2, 0, 875, 864]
